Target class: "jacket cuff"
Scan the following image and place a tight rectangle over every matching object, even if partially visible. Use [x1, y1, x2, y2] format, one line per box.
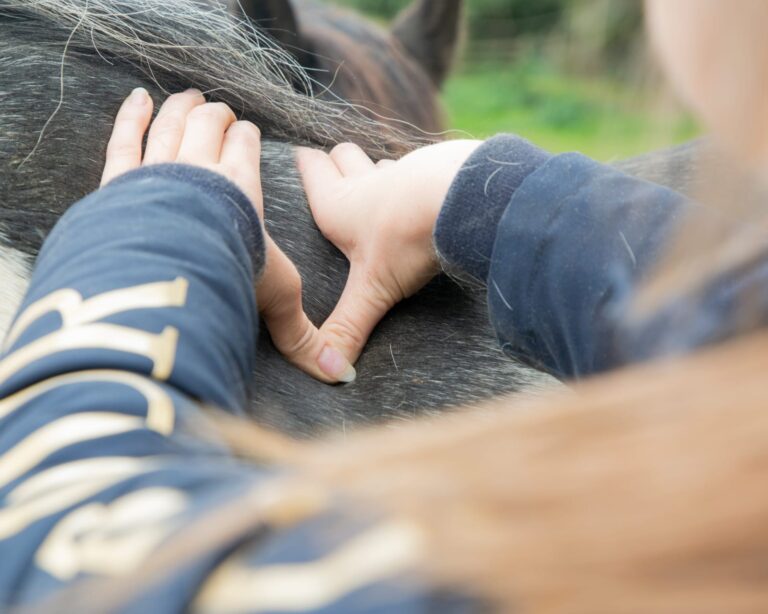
[107, 164, 265, 268]
[433, 134, 551, 282]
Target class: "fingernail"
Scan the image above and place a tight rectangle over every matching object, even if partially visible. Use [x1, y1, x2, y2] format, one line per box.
[184, 87, 202, 96]
[318, 346, 356, 383]
[130, 87, 148, 105]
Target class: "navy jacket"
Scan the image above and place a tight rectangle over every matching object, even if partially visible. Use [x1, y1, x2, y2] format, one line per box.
[436, 135, 753, 379]
[0, 137, 748, 612]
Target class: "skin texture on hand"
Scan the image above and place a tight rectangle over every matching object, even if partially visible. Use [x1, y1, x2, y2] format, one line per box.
[297, 139, 481, 365]
[102, 88, 356, 384]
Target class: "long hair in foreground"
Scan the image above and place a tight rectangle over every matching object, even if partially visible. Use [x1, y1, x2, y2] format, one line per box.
[303, 330, 768, 612]
[38, 330, 768, 613]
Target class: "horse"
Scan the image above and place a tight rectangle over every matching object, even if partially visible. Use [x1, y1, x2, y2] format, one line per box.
[0, 0, 701, 437]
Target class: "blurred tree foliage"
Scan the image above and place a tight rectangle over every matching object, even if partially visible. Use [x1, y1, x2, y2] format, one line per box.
[331, 0, 643, 76]
[332, 0, 563, 35]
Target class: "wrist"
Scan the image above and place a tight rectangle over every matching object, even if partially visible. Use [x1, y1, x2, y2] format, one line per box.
[424, 140, 484, 218]
[434, 134, 552, 283]
[402, 140, 483, 259]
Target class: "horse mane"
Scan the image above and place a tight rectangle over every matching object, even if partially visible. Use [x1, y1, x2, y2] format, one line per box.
[0, 0, 424, 158]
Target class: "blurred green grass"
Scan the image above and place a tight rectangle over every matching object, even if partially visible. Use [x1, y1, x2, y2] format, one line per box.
[441, 57, 700, 161]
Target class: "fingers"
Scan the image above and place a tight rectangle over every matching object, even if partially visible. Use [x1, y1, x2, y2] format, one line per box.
[329, 142, 375, 176]
[221, 121, 263, 213]
[320, 265, 394, 364]
[258, 237, 356, 384]
[295, 146, 344, 226]
[177, 102, 237, 164]
[101, 87, 154, 186]
[297, 145, 400, 363]
[295, 147, 343, 200]
[143, 88, 205, 164]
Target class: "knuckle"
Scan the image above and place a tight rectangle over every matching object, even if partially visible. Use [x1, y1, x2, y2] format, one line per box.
[187, 103, 215, 121]
[283, 269, 303, 302]
[228, 121, 260, 141]
[280, 320, 315, 358]
[182, 88, 204, 101]
[113, 113, 142, 129]
[365, 273, 400, 310]
[210, 102, 235, 118]
[331, 142, 363, 158]
[164, 91, 192, 106]
[189, 102, 235, 123]
[149, 115, 183, 140]
[106, 139, 137, 160]
[235, 120, 260, 134]
[261, 268, 302, 315]
[157, 91, 202, 114]
[116, 104, 145, 120]
[324, 318, 365, 351]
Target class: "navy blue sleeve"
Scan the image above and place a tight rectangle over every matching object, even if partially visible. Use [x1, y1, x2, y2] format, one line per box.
[0, 164, 464, 613]
[435, 137, 693, 379]
[3, 164, 265, 412]
[0, 164, 271, 612]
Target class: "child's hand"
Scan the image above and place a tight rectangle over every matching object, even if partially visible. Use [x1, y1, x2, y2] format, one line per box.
[101, 88, 356, 384]
[297, 139, 481, 364]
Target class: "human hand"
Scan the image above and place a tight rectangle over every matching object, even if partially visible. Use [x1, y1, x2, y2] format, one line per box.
[297, 139, 481, 364]
[101, 87, 356, 383]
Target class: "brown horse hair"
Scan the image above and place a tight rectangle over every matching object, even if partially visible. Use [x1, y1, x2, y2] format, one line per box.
[36, 330, 768, 613]
[293, 331, 768, 612]
[135, 328, 766, 613]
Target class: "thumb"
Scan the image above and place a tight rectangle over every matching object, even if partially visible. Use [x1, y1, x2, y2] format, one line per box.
[258, 237, 356, 384]
[320, 265, 396, 365]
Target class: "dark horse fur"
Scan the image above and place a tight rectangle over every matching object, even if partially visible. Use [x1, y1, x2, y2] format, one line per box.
[0, 0, 700, 437]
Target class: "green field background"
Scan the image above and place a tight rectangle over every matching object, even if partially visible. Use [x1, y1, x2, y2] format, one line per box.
[442, 55, 699, 161]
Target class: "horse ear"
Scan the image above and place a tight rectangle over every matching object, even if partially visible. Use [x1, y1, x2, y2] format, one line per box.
[392, 0, 463, 88]
[228, 0, 314, 67]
